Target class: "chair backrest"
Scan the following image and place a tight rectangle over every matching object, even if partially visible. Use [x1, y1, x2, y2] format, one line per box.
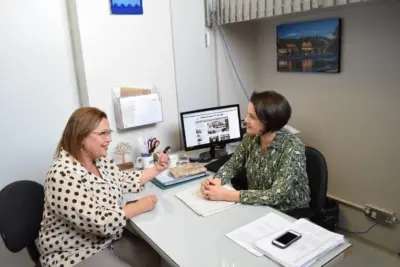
[0, 180, 44, 262]
[305, 146, 328, 211]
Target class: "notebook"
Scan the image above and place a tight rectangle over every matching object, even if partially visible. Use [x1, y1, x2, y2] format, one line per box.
[176, 185, 239, 216]
[152, 172, 207, 190]
[151, 177, 203, 190]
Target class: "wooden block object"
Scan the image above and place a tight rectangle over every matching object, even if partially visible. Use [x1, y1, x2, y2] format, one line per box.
[117, 162, 134, 170]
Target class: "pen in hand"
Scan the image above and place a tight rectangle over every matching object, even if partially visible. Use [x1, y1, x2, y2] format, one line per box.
[126, 200, 138, 205]
[203, 178, 215, 187]
[207, 177, 221, 186]
[153, 147, 170, 170]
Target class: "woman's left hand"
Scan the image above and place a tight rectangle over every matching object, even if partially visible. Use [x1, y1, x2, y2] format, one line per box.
[155, 150, 170, 172]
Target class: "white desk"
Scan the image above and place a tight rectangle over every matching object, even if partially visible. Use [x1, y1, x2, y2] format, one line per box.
[125, 178, 352, 267]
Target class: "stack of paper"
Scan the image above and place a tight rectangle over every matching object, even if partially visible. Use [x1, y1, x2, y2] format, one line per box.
[284, 124, 300, 134]
[226, 213, 292, 256]
[254, 218, 346, 267]
[176, 185, 239, 216]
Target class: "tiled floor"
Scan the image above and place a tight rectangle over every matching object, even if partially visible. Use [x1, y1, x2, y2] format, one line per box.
[1, 236, 398, 267]
[0, 239, 33, 267]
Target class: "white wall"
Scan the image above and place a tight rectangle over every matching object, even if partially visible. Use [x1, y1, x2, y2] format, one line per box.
[169, 0, 218, 113]
[0, 0, 79, 264]
[169, 0, 220, 147]
[68, 0, 181, 160]
[256, 0, 400, 251]
[0, 0, 80, 189]
[216, 21, 260, 120]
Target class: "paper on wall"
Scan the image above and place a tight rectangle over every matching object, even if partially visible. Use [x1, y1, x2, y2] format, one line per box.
[113, 86, 163, 129]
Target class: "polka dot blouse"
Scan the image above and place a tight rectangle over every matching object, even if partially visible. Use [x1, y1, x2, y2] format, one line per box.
[37, 149, 143, 267]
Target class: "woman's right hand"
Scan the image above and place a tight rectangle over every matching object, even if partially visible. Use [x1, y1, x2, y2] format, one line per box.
[136, 195, 158, 213]
[200, 177, 222, 199]
[123, 195, 158, 218]
[201, 177, 222, 188]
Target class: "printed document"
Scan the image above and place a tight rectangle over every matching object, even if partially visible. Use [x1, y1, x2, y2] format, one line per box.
[254, 218, 346, 267]
[226, 213, 292, 256]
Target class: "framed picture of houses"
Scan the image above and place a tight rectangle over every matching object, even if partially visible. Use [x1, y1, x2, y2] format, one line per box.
[276, 18, 342, 73]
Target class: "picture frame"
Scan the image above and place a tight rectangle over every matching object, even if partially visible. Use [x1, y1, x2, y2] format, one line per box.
[276, 18, 342, 73]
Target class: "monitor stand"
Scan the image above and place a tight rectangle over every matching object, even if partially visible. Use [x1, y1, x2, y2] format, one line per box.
[198, 143, 228, 162]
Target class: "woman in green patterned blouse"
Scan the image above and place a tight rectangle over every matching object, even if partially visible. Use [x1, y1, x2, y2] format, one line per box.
[200, 91, 310, 212]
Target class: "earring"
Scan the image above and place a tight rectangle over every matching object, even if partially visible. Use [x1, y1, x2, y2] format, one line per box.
[80, 148, 83, 152]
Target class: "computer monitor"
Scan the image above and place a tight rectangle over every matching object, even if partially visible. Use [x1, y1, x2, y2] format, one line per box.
[180, 104, 242, 161]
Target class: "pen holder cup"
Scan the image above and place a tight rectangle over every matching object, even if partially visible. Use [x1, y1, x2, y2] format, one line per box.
[136, 154, 154, 169]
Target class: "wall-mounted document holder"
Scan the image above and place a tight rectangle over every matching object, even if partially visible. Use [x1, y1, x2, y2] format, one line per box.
[112, 85, 163, 130]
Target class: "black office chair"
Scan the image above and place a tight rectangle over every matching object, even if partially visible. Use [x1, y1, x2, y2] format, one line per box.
[231, 168, 248, 191]
[0, 180, 44, 267]
[306, 146, 330, 210]
[286, 146, 336, 227]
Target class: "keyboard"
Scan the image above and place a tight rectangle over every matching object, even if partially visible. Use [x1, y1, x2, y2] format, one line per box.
[204, 154, 233, 173]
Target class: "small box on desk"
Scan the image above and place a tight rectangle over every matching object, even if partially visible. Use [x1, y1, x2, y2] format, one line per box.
[112, 85, 163, 130]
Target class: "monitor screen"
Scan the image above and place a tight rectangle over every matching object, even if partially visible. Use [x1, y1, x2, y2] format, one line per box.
[180, 104, 242, 151]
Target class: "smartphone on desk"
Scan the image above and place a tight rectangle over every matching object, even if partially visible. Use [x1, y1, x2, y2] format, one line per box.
[272, 230, 301, 249]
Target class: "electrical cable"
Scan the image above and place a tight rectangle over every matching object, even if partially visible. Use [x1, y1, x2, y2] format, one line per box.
[338, 223, 378, 235]
[213, 17, 251, 101]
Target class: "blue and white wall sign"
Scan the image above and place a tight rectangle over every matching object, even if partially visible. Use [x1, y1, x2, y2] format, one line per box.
[110, 0, 143, 15]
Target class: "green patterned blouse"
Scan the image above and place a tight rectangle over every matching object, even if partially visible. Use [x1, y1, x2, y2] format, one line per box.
[215, 128, 310, 211]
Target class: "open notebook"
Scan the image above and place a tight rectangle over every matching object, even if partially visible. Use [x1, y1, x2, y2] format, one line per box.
[176, 185, 239, 217]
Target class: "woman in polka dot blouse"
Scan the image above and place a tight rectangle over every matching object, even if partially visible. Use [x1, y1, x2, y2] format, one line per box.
[38, 107, 169, 267]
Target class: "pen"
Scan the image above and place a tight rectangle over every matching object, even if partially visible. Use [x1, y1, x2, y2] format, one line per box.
[209, 178, 217, 186]
[163, 146, 171, 154]
[153, 146, 171, 164]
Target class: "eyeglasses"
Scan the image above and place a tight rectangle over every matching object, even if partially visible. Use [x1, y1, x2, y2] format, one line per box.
[92, 130, 113, 138]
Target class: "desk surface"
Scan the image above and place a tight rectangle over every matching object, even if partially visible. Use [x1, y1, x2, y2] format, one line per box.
[125, 178, 351, 267]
